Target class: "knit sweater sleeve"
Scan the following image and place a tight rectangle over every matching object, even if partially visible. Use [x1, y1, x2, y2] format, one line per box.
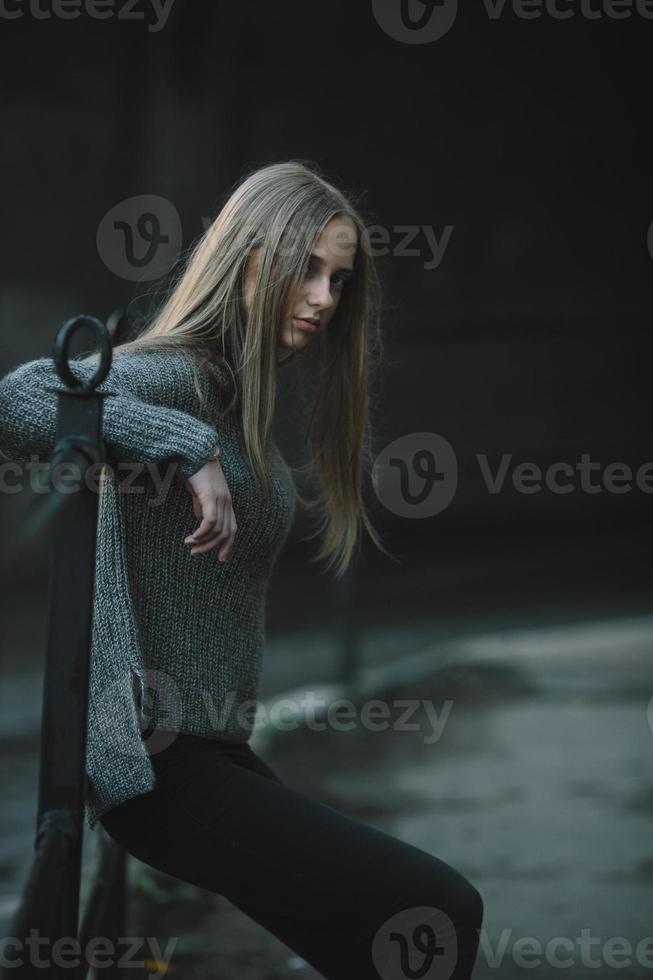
[0, 350, 220, 482]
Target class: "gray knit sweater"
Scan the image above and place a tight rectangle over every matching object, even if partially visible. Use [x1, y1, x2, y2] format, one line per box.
[0, 347, 297, 830]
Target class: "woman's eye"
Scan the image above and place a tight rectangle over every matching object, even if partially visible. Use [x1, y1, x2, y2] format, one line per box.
[304, 263, 348, 290]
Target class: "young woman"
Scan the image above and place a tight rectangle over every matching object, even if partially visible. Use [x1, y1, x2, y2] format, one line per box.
[0, 161, 483, 978]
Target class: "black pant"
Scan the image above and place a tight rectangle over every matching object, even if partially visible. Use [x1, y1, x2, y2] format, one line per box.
[99, 732, 483, 979]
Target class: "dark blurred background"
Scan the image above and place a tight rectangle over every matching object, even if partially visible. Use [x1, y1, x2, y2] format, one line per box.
[1, 2, 652, 977]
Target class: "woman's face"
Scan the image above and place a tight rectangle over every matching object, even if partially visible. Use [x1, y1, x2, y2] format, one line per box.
[243, 214, 357, 355]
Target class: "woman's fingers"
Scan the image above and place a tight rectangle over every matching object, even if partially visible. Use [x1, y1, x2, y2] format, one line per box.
[186, 504, 223, 551]
[188, 499, 221, 542]
[191, 504, 236, 558]
[184, 459, 237, 559]
[218, 505, 237, 562]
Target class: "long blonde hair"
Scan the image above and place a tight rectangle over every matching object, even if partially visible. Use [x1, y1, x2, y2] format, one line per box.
[103, 160, 391, 579]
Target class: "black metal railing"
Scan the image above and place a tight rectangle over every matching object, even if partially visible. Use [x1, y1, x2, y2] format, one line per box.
[1, 314, 130, 980]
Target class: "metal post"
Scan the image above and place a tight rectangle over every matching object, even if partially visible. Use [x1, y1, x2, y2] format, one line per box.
[33, 316, 112, 977]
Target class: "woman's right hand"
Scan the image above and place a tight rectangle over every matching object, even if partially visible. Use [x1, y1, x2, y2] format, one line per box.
[184, 458, 237, 561]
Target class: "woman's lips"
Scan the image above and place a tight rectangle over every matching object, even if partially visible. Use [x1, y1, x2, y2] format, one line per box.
[293, 317, 318, 334]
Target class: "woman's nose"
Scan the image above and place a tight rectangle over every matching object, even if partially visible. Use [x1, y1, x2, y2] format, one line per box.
[308, 277, 334, 310]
